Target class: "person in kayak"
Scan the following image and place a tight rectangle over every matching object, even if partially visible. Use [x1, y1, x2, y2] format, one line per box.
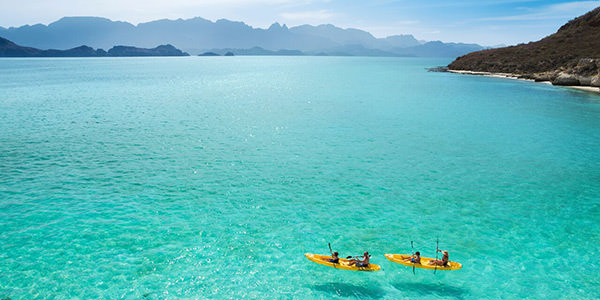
[349, 251, 370, 267]
[405, 251, 421, 264]
[329, 251, 340, 264]
[429, 250, 449, 266]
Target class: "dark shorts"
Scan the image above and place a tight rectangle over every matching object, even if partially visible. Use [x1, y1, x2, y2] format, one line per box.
[355, 262, 368, 267]
[329, 259, 339, 263]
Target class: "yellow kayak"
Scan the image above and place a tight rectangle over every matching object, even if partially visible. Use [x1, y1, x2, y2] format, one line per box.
[304, 253, 381, 271]
[384, 254, 462, 270]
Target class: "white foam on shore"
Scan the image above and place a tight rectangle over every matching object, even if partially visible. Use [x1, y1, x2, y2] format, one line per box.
[567, 86, 600, 93]
[448, 70, 600, 94]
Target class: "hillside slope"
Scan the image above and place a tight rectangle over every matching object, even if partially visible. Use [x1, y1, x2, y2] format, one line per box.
[448, 6, 600, 87]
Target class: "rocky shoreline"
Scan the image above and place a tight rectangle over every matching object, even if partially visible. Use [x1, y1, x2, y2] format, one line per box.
[448, 57, 600, 90]
[450, 57, 600, 88]
[446, 68, 600, 94]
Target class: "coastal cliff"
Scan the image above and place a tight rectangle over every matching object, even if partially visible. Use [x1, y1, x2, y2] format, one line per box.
[448, 7, 600, 88]
[0, 37, 189, 57]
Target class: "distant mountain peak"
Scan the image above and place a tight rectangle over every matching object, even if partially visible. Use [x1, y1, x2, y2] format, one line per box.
[268, 22, 288, 31]
[185, 17, 211, 24]
[52, 16, 114, 24]
[0, 36, 16, 46]
[58, 16, 111, 21]
[387, 34, 416, 38]
[49, 16, 135, 30]
[216, 18, 246, 25]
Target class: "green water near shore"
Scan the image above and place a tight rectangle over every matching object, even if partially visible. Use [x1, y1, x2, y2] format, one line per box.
[1, 57, 599, 299]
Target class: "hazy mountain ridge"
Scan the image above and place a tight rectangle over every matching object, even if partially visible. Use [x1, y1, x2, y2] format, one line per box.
[394, 41, 484, 58]
[0, 16, 484, 57]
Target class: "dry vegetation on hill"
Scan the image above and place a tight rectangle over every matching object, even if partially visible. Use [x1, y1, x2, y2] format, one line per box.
[448, 7, 600, 87]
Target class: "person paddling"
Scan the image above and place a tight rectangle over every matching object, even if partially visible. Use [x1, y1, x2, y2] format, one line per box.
[405, 251, 421, 264]
[327, 243, 340, 264]
[329, 251, 340, 264]
[429, 250, 449, 267]
[349, 251, 370, 267]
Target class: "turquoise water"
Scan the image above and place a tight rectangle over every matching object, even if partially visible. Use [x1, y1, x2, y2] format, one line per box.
[0, 56, 599, 299]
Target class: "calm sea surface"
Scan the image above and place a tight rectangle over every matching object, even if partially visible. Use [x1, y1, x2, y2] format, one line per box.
[1, 57, 599, 299]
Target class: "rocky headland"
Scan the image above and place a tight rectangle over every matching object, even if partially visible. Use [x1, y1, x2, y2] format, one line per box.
[0, 37, 189, 57]
[448, 7, 600, 90]
[198, 52, 220, 56]
[106, 45, 188, 56]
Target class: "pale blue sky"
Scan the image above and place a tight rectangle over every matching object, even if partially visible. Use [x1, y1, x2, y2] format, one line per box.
[0, 0, 598, 45]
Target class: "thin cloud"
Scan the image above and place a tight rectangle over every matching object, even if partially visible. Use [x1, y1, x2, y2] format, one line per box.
[398, 20, 419, 25]
[390, 0, 542, 9]
[280, 10, 334, 21]
[479, 0, 600, 21]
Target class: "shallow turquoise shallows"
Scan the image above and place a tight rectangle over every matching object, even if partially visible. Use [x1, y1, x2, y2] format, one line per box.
[1, 57, 599, 299]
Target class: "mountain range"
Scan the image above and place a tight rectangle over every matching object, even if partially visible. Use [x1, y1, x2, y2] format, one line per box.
[0, 17, 485, 57]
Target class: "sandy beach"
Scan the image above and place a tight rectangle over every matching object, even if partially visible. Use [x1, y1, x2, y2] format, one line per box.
[448, 69, 600, 94]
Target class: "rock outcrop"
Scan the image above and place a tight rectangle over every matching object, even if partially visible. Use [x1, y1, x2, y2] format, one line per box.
[199, 52, 219, 56]
[448, 7, 600, 88]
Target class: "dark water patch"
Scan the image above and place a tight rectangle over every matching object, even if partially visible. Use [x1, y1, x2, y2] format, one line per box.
[311, 282, 385, 299]
[391, 281, 468, 299]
